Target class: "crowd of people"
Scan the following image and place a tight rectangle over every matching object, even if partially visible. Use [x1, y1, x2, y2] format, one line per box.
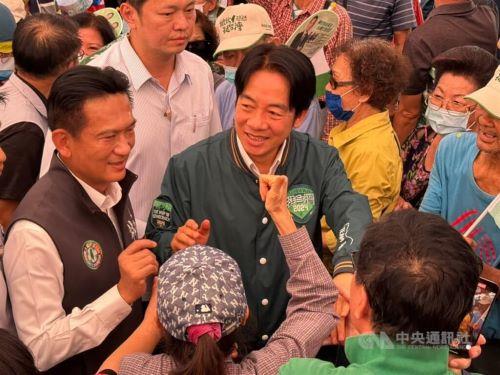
[0, 0, 498, 374]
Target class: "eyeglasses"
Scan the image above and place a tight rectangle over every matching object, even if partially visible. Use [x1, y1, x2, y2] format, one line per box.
[329, 76, 354, 90]
[427, 93, 474, 114]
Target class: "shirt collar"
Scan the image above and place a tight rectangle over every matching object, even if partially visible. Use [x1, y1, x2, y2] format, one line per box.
[329, 111, 392, 148]
[427, 0, 476, 19]
[120, 36, 192, 91]
[9, 73, 47, 118]
[56, 154, 122, 211]
[236, 133, 287, 177]
[71, 173, 123, 212]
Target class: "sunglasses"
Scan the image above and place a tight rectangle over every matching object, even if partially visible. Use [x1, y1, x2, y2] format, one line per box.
[329, 76, 354, 90]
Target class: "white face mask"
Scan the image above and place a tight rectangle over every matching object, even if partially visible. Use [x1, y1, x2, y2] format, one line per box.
[425, 103, 473, 135]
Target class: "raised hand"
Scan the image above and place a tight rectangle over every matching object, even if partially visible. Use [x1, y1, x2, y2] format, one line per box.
[259, 174, 296, 235]
[117, 239, 158, 305]
[171, 219, 211, 252]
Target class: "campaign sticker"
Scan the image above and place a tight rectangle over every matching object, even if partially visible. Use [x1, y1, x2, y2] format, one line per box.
[151, 199, 173, 229]
[287, 185, 316, 224]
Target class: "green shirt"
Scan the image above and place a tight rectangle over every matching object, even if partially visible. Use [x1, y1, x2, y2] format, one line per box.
[146, 129, 371, 346]
[280, 334, 454, 374]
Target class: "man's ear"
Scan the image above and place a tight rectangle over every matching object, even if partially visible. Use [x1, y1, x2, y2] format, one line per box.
[206, 0, 217, 12]
[120, 2, 140, 30]
[52, 129, 73, 159]
[351, 282, 371, 321]
[292, 108, 309, 129]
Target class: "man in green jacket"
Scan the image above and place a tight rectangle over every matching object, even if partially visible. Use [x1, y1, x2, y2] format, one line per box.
[280, 210, 484, 374]
[146, 44, 372, 347]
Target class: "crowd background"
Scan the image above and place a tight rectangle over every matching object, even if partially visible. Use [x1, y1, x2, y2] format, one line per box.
[0, 0, 498, 374]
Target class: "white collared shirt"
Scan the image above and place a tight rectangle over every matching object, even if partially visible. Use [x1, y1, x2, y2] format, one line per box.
[2, 173, 131, 371]
[236, 135, 287, 176]
[70, 171, 124, 247]
[83, 37, 221, 236]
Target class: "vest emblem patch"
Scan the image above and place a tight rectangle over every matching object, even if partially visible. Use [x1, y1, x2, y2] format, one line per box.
[151, 199, 172, 229]
[287, 185, 316, 224]
[82, 240, 104, 270]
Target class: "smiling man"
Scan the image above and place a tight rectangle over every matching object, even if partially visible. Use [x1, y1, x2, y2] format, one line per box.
[3, 66, 159, 374]
[146, 44, 372, 349]
[86, 0, 222, 237]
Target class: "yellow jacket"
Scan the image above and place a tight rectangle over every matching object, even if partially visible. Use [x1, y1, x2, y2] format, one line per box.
[323, 111, 402, 249]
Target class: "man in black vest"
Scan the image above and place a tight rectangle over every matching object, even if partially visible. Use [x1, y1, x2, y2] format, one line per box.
[3, 65, 159, 374]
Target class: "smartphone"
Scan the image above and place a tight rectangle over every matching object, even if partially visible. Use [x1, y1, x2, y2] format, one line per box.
[449, 277, 498, 357]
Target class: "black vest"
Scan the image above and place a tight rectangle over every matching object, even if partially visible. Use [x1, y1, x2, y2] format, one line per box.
[8, 155, 143, 374]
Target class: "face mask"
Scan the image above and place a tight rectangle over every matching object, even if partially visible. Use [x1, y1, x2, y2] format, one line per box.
[425, 103, 472, 135]
[0, 56, 14, 82]
[224, 66, 237, 84]
[325, 89, 358, 121]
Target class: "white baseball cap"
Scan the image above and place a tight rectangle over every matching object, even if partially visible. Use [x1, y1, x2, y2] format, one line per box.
[465, 65, 500, 119]
[0, 0, 26, 22]
[214, 3, 274, 57]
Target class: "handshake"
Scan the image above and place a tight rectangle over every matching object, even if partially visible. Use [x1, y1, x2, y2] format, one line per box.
[170, 174, 296, 252]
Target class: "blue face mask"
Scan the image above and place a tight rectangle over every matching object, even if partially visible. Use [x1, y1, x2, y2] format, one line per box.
[0, 56, 14, 82]
[224, 66, 237, 84]
[0, 70, 12, 81]
[325, 90, 357, 121]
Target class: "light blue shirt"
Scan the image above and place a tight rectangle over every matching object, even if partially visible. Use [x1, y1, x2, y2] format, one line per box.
[215, 80, 326, 139]
[420, 132, 499, 267]
[421, 131, 500, 340]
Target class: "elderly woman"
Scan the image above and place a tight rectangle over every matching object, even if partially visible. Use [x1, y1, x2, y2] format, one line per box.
[400, 46, 498, 209]
[322, 39, 409, 251]
[420, 66, 500, 356]
[325, 38, 409, 219]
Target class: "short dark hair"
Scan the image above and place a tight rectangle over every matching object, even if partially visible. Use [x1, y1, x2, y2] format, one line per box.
[432, 46, 498, 90]
[337, 38, 410, 110]
[0, 329, 40, 375]
[48, 66, 132, 136]
[72, 12, 116, 46]
[193, 10, 218, 58]
[235, 44, 315, 115]
[356, 210, 482, 340]
[13, 14, 81, 78]
[127, 0, 148, 11]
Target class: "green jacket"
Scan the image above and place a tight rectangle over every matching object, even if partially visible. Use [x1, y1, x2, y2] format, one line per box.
[146, 129, 371, 345]
[280, 334, 455, 374]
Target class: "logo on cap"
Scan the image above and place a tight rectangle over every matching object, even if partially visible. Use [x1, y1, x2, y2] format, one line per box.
[195, 303, 213, 314]
[82, 240, 103, 270]
[220, 15, 247, 34]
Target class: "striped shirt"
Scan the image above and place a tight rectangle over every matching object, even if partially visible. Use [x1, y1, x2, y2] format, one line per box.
[87, 37, 222, 236]
[344, 0, 417, 40]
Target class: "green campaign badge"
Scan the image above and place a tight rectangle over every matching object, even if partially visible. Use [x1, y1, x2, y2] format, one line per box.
[151, 199, 172, 229]
[82, 240, 103, 270]
[287, 185, 316, 224]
